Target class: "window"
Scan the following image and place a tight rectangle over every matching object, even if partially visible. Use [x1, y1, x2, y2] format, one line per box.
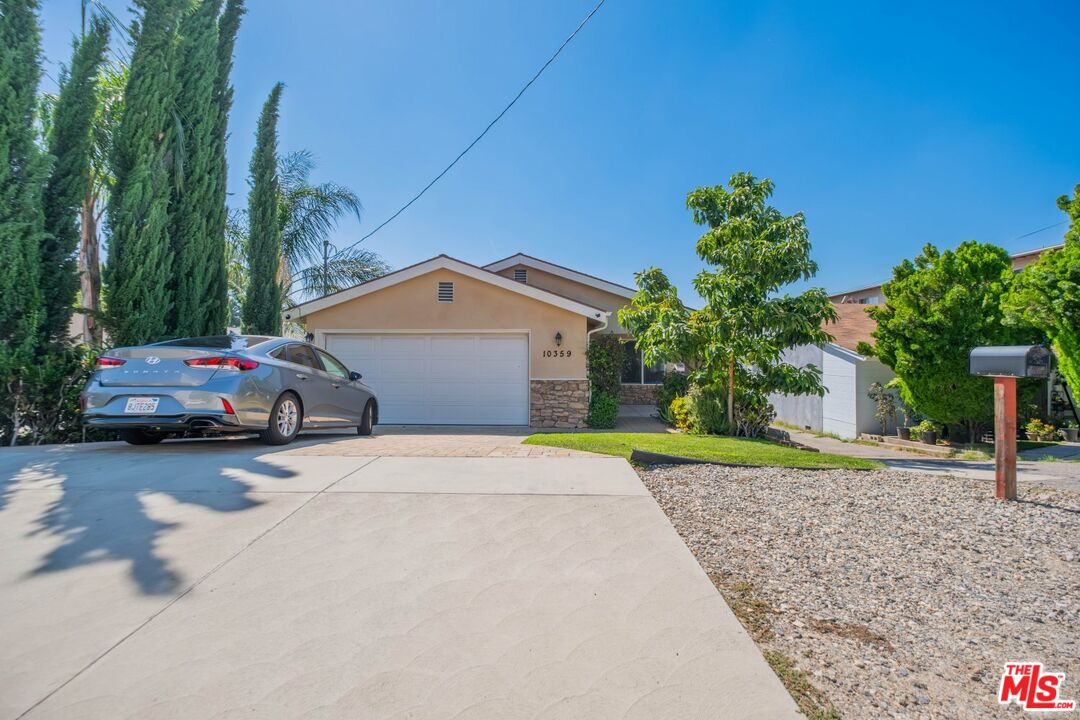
[437, 281, 454, 302]
[316, 349, 349, 379]
[513, 268, 527, 283]
[286, 343, 320, 370]
[269, 345, 287, 360]
[619, 339, 666, 385]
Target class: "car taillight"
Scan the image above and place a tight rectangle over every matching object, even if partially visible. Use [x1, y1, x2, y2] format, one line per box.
[221, 397, 236, 414]
[184, 356, 259, 371]
[96, 357, 125, 367]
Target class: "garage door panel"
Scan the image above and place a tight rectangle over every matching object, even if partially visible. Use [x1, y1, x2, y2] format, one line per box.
[429, 336, 475, 355]
[326, 334, 529, 425]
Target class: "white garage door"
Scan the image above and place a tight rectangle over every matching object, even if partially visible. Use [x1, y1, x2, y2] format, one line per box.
[325, 333, 529, 425]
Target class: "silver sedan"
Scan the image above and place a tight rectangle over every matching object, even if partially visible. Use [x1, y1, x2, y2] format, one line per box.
[81, 335, 379, 445]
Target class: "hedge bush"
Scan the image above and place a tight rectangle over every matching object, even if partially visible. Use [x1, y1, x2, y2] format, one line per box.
[586, 391, 619, 429]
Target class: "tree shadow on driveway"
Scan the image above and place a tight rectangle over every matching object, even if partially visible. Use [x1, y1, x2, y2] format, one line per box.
[13, 447, 296, 596]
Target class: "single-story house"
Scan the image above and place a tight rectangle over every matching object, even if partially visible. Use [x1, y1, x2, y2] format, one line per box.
[287, 253, 662, 428]
[769, 304, 896, 439]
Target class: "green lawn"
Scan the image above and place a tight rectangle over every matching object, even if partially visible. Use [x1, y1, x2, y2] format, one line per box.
[524, 432, 883, 470]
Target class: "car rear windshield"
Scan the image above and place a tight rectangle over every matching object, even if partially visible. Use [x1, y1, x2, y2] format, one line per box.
[153, 335, 273, 350]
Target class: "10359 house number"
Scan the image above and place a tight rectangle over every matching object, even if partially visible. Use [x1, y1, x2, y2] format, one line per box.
[542, 349, 572, 358]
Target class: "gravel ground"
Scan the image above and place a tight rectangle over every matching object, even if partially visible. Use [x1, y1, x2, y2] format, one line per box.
[640, 465, 1080, 719]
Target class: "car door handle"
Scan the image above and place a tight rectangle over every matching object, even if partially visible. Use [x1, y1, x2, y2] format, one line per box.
[296, 373, 308, 380]
[331, 383, 341, 389]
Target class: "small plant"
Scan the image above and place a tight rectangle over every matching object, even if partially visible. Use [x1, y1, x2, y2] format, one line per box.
[585, 391, 619, 429]
[1065, 419, 1079, 428]
[669, 395, 693, 431]
[656, 372, 690, 422]
[912, 419, 938, 434]
[1025, 418, 1055, 440]
[867, 382, 898, 435]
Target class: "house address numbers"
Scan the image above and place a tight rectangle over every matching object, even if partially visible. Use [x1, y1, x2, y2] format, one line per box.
[542, 349, 572, 358]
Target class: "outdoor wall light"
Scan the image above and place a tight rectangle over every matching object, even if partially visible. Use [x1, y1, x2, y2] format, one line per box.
[555, 332, 563, 347]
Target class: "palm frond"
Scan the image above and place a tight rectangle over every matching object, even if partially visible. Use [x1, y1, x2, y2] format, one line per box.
[288, 247, 389, 301]
[281, 181, 362, 266]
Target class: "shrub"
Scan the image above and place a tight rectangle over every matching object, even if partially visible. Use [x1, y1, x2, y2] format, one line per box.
[669, 395, 693, 430]
[1024, 418, 1055, 438]
[586, 391, 619, 429]
[657, 372, 689, 421]
[685, 383, 774, 438]
[913, 419, 940, 435]
[586, 334, 624, 397]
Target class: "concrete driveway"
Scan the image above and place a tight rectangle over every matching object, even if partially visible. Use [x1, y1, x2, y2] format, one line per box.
[0, 435, 798, 720]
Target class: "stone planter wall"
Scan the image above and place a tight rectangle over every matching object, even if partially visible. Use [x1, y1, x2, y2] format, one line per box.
[619, 383, 659, 406]
[530, 380, 589, 428]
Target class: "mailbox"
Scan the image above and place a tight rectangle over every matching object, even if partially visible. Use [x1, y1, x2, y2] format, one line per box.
[969, 345, 1050, 378]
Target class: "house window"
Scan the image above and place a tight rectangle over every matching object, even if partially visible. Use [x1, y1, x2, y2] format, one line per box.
[513, 268, 527, 283]
[620, 340, 665, 385]
[437, 281, 454, 302]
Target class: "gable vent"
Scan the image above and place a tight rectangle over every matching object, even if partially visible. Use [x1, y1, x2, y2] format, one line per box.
[513, 268, 528, 284]
[437, 281, 454, 302]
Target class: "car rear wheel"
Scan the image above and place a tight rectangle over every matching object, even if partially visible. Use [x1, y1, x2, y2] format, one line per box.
[357, 401, 373, 436]
[261, 392, 301, 445]
[119, 429, 167, 445]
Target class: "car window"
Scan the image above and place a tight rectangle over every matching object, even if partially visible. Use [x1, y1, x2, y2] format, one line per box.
[316, 350, 349, 379]
[286, 344, 321, 370]
[269, 345, 287, 360]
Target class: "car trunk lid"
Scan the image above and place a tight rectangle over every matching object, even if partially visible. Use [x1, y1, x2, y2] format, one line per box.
[98, 347, 232, 387]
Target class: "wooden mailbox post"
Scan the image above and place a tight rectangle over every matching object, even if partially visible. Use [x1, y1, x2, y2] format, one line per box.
[969, 345, 1051, 501]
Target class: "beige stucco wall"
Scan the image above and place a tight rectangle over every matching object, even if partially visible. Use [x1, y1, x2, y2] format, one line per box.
[493, 264, 632, 334]
[299, 268, 589, 378]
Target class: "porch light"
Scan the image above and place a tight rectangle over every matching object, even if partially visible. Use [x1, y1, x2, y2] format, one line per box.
[555, 332, 563, 347]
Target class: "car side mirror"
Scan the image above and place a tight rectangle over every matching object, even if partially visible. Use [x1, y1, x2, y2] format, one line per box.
[349, 371, 362, 381]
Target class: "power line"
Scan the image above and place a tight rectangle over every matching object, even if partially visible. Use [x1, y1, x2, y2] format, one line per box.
[330, 0, 607, 260]
[1012, 220, 1066, 242]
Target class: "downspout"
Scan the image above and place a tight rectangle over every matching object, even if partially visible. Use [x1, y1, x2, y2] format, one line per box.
[585, 311, 611, 406]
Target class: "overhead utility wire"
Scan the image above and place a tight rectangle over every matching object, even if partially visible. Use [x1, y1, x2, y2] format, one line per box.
[329, 0, 607, 260]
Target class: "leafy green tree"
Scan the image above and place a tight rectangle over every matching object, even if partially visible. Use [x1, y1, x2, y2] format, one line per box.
[0, 0, 49, 442]
[40, 17, 109, 345]
[104, 0, 185, 346]
[1004, 185, 1080, 395]
[171, 0, 226, 337]
[862, 241, 1038, 441]
[242, 82, 284, 335]
[620, 173, 836, 433]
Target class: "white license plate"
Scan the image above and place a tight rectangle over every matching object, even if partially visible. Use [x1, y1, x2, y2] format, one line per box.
[124, 397, 160, 414]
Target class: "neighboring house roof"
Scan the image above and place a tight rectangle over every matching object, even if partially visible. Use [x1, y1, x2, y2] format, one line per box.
[483, 252, 636, 299]
[826, 303, 879, 353]
[287, 255, 610, 321]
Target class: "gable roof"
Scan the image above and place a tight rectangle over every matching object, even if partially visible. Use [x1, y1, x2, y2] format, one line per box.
[287, 255, 610, 321]
[483, 253, 636, 299]
[825, 303, 879, 353]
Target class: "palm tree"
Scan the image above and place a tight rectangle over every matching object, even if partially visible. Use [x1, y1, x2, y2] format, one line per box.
[276, 150, 388, 300]
[227, 150, 389, 326]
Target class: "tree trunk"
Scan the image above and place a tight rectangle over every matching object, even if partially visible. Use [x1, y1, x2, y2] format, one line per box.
[79, 189, 102, 346]
[727, 357, 735, 430]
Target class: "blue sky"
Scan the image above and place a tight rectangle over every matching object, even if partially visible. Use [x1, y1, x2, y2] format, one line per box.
[39, 0, 1080, 299]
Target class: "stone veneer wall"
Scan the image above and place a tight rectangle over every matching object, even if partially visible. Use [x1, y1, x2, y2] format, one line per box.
[530, 380, 589, 428]
[619, 383, 659, 405]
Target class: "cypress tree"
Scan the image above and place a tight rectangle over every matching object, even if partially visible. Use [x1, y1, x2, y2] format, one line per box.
[242, 83, 284, 335]
[0, 0, 47, 368]
[171, 0, 223, 337]
[206, 0, 245, 332]
[104, 0, 185, 346]
[41, 17, 109, 345]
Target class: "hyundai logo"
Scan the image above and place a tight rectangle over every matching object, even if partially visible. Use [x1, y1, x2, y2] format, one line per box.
[144, 356, 161, 365]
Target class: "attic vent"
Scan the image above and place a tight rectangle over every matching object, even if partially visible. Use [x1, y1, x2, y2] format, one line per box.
[437, 281, 454, 302]
[513, 268, 528, 284]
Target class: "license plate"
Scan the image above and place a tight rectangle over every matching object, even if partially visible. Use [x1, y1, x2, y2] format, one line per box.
[124, 397, 159, 414]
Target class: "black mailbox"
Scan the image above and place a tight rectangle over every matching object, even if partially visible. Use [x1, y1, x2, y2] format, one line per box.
[969, 345, 1050, 378]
